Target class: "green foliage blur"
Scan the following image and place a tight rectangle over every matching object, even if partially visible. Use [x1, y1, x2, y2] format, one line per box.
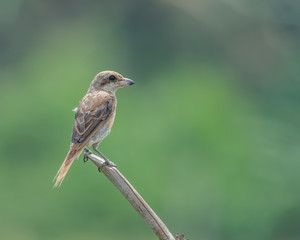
[1, 0, 300, 239]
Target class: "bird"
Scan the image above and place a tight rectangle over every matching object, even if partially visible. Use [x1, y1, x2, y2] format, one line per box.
[53, 70, 135, 187]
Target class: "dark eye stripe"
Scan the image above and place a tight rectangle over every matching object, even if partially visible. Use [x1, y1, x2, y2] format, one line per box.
[109, 75, 116, 80]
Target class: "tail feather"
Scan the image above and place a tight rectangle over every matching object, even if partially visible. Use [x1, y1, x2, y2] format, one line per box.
[53, 148, 84, 187]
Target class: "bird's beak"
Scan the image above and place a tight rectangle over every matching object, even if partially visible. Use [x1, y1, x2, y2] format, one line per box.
[119, 78, 135, 86]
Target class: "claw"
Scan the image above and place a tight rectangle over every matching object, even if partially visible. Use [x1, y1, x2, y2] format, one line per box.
[106, 160, 117, 168]
[97, 163, 104, 172]
[83, 148, 92, 163]
[97, 160, 117, 172]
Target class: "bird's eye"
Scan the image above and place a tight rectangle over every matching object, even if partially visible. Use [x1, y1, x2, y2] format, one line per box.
[109, 75, 116, 81]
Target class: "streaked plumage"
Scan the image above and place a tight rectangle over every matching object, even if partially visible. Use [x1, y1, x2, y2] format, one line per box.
[54, 71, 134, 187]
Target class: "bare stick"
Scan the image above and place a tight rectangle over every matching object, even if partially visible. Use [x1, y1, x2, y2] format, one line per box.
[86, 153, 176, 240]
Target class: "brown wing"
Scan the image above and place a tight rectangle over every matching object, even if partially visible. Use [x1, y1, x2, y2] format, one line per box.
[71, 94, 114, 146]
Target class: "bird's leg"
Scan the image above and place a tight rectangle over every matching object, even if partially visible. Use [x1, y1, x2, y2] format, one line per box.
[92, 147, 109, 161]
[83, 148, 92, 163]
[92, 146, 117, 171]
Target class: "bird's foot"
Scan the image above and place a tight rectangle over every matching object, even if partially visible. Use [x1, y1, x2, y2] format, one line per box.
[83, 148, 92, 163]
[98, 160, 117, 172]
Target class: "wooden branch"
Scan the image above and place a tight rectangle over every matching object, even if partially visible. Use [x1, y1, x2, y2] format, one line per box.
[85, 153, 177, 240]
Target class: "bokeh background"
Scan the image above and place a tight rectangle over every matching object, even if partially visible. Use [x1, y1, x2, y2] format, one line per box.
[1, 0, 300, 239]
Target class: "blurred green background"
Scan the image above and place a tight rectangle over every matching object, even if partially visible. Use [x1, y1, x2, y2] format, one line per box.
[1, 0, 300, 239]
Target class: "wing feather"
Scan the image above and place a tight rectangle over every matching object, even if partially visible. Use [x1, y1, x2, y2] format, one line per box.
[71, 94, 114, 146]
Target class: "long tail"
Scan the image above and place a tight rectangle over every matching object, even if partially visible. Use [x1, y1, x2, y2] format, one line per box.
[53, 147, 84, 188]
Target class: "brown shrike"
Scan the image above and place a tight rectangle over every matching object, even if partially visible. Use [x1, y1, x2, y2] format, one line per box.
[54, 71, 135, 187]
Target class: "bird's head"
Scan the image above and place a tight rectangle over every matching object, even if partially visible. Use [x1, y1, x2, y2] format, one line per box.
[89, 71, 135, 93]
